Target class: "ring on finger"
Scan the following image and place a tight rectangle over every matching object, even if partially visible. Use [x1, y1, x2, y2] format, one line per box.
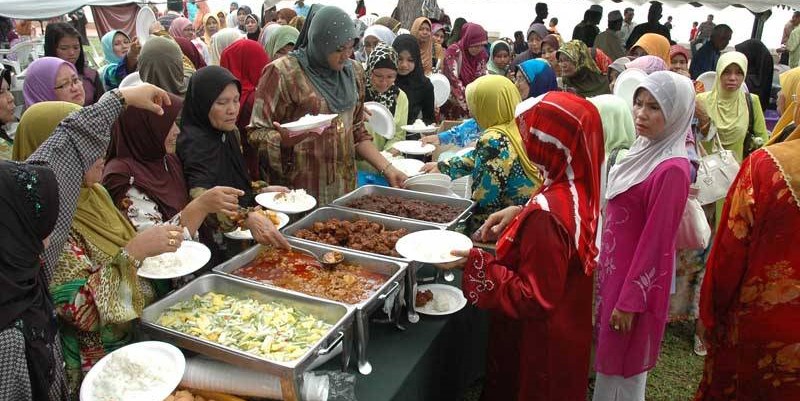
[168, 238, 176, 246]
[614, 325, 620, 331]
[169, 230, 180, 238]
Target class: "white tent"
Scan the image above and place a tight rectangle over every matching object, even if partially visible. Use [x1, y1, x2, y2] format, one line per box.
[0, 0, 140, 20]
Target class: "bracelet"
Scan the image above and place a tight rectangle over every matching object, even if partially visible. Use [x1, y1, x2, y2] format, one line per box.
[111, 88, 127, 108]
[120, 247, 142, 268]
[379, 162, 393, 175]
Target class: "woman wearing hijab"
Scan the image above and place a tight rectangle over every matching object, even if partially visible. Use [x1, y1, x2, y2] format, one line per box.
[425, 75, 540, 233]
[98, 30, 137, 90]
[258, 22, 282, 50]
[735, 39, 774, 112]
[411, 17, 444, 75]
[276, 8, 297, 25]
[8, 84, 176, 400]
[0, 159, 60, 401]
[0, 67, 13, 160]
[769, 68, 800, 145]
[510, 22, 549, 71]
[249, 5, 406, 204]
[441, 91, 604, 401]
[177, 66, 289, 257]
[625, 55, 668, 75]
[608, 56, 631, 92]
[629, 33, 671, 65]
[374, 16, 402, 34]
[23, 57, 86, 107]
[558, 40, 610, 98]
[694, 107, 800, 401]
[540, 33, 561, 76]
[245, 14, 262, 41]
[594, 71, 693, 400]
[442, 22, 489, 120]
[209, 28, 244, 65]
[201, 14, 222, 44]
[487, 40, 512, 76]
[138, 36, 189, 96]
[360, 43, 408, 167]
[446, 17, 466, 48]
[174, 36, 207, 70]
[235, 5, 253, 31]
[393, 34, 436, 127]
[169, 16, 212, 66]
[44, 22, 104, 106]
[432, 22, 447, 48]
[264, 25, 299, 59]
[696, 52, 769, 163]
[221, 39, 271, 180]
[357, 25, 396, 63]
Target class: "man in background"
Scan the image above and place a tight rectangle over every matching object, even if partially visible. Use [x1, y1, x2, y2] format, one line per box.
[533, 3, 548, 25]
[620, 7, 636, 47]
[548, 17, 559, 35]
[595, 10, 626, 60]
[690, 24, 732, 79]
[780, 11, 800, 65]
[157, 0, 184, 31]
[572, 5, 603, 47]
[626, 2, 671, 49]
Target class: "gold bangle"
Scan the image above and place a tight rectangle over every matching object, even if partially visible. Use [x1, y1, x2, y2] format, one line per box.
[120, 248, 141, 268]
[379, 162, 393, 175]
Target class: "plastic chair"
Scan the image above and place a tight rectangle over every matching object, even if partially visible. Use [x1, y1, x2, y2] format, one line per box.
[2, 40, 40, 75]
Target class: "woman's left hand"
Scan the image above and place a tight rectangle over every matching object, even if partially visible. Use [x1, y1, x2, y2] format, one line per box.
[421, 162, 440, 174]
[609, 308, 635, 334]
[435, 249, 470, 270]
[384, 165, 408, 188]
[246, 211, 290, 249]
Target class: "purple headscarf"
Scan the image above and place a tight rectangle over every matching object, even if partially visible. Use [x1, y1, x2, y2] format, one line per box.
[23, 57, 77, 107]
[625, 55, 667, 75]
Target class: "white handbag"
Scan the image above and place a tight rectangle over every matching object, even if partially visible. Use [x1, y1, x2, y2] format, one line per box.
[676, 187, 712, 250]
[695, 128, 740, 205]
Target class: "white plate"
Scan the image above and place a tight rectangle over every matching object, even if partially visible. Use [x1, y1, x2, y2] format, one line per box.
[135, 6, 156, 44]
[455, 147, 474, 157]
[414, 284, 467, 316]
[612, 68, 648, 110]
[255, 191, 317, 214]
[223, 211, 290, 240]
[395, 229, 473, 264]
[405, 183, 458, 197]
[401, 124, 438, 134]
[403, 173, 451, 187]
[138, 241, 210, 279]
[364, 102, 395, 139]
[281, 114, 338, 133]
[392, 140, 436, 155]
[429, 73, 450, 108]
[119, 71, 142, 88]
[80, 341, 185, 401]
[391, 158, 425, 177]
[696, 71, 717, 93]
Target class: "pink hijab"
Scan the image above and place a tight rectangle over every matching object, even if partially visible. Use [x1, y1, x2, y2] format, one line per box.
[447, 22, 488, 86]
[625, 55, 667, 75]
[169, 17, 193, 40]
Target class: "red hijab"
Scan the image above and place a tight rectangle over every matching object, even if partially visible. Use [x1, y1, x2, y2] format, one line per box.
[498, 92, 604, 275]
[103, 94, 187, 220]
[220, 39, 270, 111]
[447, 22, 488, 86]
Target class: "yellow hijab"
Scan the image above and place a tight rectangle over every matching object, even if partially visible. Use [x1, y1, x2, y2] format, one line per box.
[697, 51, 749, 159]
[465, 75, 541, 186]
[631, 33, 671, 65]
[12, 101, 81, 161]
[73, 183, 136, 258]
[768, 66, 800, 145]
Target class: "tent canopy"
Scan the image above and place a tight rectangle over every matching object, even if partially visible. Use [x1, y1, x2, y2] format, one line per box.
[1, 0, 139, 19]
[587, 0, 795, 13]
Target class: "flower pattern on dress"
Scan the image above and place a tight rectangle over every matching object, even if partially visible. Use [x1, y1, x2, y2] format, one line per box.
[632, 267, 667, 304]
[466, 250, 494, 305]
[738, 261, 800, 310]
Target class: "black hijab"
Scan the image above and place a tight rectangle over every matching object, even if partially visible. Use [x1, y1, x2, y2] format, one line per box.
[393, 34, 435, 124]
[0, 160, 59, 401]
[735, 39, 773, 112]
[176, 66, 254, 207]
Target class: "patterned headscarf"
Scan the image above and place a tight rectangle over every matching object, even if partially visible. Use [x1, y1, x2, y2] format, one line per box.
[365, 42, 400, 114]
[625, 55, 668, 75]
[504, 91, 605, 275]
[558, 40, 609, 98]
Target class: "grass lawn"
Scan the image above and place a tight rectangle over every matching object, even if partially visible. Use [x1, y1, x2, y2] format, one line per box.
[462, 320, 706, 401]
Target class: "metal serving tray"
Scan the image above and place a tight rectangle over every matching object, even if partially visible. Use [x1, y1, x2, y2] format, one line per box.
[140, 274, 355, 401]
[329, 185, 474, 229]
[213, 239, 408, 375]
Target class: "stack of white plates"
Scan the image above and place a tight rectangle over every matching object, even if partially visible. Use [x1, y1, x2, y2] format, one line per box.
[404, 173, 451, 187]
[451, 176, 472, 199]
[405, 183, 458, 197]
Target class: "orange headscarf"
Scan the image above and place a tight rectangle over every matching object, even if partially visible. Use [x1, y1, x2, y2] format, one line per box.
[631, 33, 671, 65]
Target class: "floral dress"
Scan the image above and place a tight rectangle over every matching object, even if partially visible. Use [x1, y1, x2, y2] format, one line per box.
[437, 130, 535, 233]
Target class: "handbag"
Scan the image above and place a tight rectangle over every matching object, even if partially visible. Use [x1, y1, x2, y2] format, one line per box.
[695, 129, 740, 205]
[676, 187, 712, 250]
[742, 93, 759, 160]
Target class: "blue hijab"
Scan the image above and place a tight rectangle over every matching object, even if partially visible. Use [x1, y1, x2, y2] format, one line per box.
[100, 30, 129, 64]
[518, 58, 558, 98]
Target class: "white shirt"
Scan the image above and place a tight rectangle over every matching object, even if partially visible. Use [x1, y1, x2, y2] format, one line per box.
[620, 21, 637, 46]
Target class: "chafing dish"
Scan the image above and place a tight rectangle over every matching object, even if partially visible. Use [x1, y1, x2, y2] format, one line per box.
[213, 239, 407, 375]
[140, 274, 354, 401]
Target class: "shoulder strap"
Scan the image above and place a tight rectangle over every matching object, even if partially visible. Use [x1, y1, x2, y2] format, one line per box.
[746, 93, 755, 134]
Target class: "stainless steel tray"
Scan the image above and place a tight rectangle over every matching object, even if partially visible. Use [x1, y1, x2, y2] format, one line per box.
[329, 185, 474, 229]
[282, 206, 443, 263]
[212, 239, 408, 375]
[140, 274, 355, 400]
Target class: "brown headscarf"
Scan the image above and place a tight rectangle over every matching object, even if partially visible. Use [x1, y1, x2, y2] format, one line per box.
[411, 17, 442, 75]
[103, 94, 188, 220]
[276, 8, 298, 23]
[375, 16, 402, 33]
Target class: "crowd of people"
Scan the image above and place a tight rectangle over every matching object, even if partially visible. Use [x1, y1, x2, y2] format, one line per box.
[1, 0, 799, 400]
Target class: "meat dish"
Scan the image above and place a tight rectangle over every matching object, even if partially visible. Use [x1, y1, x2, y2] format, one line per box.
[293, 218, 408, 257]
[345, 195, 461, 223]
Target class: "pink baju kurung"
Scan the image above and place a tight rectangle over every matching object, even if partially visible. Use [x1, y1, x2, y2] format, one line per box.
[595, 159, 690, 377]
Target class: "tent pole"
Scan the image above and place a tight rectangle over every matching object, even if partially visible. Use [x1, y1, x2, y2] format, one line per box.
[751, 9, 771, 40]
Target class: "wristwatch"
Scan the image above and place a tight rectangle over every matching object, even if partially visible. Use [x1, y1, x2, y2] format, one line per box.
[111, 88, 127, 108]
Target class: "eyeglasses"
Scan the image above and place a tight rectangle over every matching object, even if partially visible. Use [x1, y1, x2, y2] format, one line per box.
[54, 77, 81, 91]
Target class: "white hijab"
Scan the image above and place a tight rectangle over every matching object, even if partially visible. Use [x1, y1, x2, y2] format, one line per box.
[363, 25, 397, 46]
[209, 28, 244, 65]
[606, 71, 693, 200]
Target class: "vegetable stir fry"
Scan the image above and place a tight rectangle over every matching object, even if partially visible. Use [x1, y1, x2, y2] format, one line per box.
[157, 292, 332, 362]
